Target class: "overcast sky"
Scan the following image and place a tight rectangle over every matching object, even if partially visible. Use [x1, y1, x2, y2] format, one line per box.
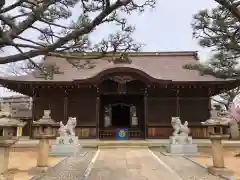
[123, 0, 217, 60]
[0, 0, 219, 97]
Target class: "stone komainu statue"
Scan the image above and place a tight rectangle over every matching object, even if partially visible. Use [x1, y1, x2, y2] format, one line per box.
[171, 117, 190, 136]
[58, 117, 77, 136]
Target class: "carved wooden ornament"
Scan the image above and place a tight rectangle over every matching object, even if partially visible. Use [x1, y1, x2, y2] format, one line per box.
[111, 76, 133, 84]
[111, 53, 132, 64]
[33, 62, 64, 80]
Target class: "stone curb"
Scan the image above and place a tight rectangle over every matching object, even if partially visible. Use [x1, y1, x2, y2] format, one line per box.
[183, 156, 236, 180]
[12, 139, 240, 148]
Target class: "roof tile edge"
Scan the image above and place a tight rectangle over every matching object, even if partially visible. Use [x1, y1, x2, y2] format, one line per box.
[57, 51, 198, 58]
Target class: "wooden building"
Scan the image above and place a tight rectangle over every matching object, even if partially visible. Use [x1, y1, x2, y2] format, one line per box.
[0, 51, 239, 139]
[1, 96, 32, 119]
[0, 95, 32, 136]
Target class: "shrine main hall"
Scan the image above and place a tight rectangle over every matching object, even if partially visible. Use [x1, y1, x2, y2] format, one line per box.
[0, 51, 239, 140]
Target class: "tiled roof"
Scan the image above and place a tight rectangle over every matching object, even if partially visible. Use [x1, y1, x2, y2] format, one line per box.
[0, 51, 231, 82]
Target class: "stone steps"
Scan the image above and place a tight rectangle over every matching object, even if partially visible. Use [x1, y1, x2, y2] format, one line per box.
[83, 141, 159, 148]
[98, 145, 149, 149]
[10, 139, 240, 150]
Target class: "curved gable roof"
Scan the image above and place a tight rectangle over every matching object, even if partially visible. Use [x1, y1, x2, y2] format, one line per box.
[0, 51, 230, 83]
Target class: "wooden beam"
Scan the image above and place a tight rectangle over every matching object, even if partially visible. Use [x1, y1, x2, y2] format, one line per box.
[63, 90, 68, 123]
[176, 89, 180, 116]
[30, 90, 36, 138]
[144, 95, 148, 139]
[147, 97, 210, 101]
[96, 97, 100, 139]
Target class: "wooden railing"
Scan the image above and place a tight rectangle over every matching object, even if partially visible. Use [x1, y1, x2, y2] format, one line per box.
[128, 129, 144, 139]
[31, 125, 97, 139]
[76, 127, 96, 139]
[99, 129, 116, 139]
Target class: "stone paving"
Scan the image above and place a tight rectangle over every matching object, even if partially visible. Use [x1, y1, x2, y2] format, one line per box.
[30, 147, 224, 180]
[86, 148, 182, 180]
[30, 148, 97, 180]
[151, 147, 223, 180]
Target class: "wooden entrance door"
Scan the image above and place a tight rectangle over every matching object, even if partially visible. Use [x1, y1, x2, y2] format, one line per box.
[99, 95, 145, 140]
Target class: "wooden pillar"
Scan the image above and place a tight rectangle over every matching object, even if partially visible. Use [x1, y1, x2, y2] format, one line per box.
[208, 88, 212, 119]
[17, 126, 23, 137]
[63, 90, 68, 123]
[30, 91, 36, 138]
[176, 89, 180, 116]
[96, 97, 100, 139]
[144, 89, 148, 139]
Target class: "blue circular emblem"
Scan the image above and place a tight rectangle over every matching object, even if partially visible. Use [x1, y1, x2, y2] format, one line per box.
[119, 130, 126, 137]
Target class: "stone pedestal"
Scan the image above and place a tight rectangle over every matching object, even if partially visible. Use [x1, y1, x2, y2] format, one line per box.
[208, 134, 234, 177]
[49, 136, 79, 156]
[211, 135, 225, 168]
[167, 136, 198, 154]
[0, 147, 9, 175]
[35, 135, 53, 168]
[0, 138, 18, 174]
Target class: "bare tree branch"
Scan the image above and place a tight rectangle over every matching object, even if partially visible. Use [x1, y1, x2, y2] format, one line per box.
[215, 0, 240, 20]
[0, 0, 23, 14]
[0, 0, 155, 66]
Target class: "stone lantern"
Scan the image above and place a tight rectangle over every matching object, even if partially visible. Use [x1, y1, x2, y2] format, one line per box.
[32, 110, 59, 137]
[202, 109, 231, 135]
[201, 110, 234, 177]
[0, 110, 27, 137]
[0, 109, 22, 177]
[32, 110, 58, 170]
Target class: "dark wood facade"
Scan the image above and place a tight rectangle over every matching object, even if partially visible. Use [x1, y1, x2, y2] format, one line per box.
[29, 74, 231, 139]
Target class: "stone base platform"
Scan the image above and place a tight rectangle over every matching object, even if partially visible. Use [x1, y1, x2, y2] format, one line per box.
[98, 146, 149, 149]
[49, 144, 81, 156]
[49, 136, 80, 156]
[167, 144, 198, 154]
[55, 136, 78, 144]
[12, 139, 240, 149]
[162, 151, 201, 156]
[208, 166, 235, 178]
